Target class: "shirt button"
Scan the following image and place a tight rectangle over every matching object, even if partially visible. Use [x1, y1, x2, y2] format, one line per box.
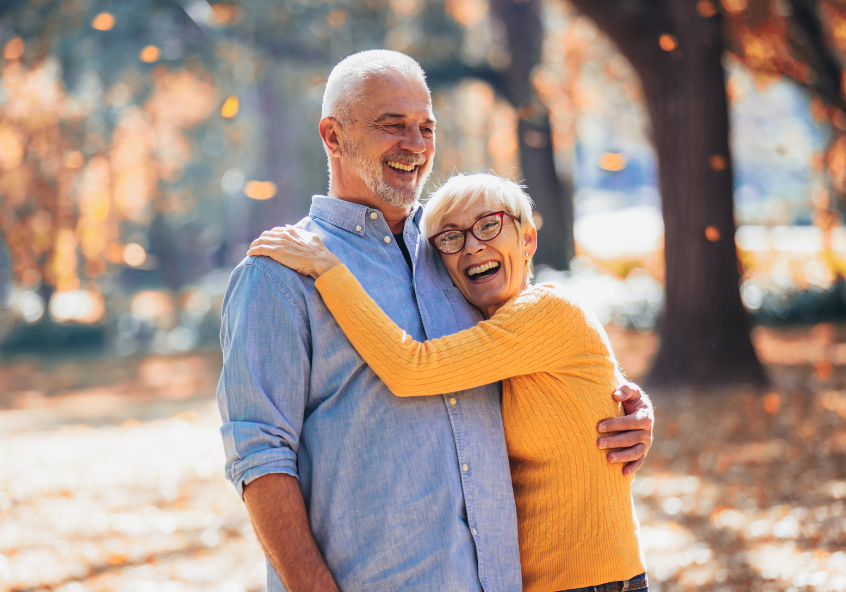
[384, 236, 391, 243]
[370, 212, 378, 219]
[462, 463, 469, 472]
[355, 225, 362, 232]
[449, 398, 457, 406]
[471, 528, 478, 536]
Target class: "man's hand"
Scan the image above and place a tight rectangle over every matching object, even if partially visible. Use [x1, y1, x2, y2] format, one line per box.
[597, 384, 654, 477]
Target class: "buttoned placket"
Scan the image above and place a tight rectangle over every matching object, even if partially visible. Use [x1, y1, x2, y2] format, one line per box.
[365, 204, 488, 584]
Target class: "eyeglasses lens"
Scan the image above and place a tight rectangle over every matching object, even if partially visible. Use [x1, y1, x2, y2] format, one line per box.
[474, 215, 502, 240]
[434, 231, 465, 254]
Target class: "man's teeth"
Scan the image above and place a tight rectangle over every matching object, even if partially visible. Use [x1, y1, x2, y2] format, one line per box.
[468, 262, 500, 277]
[386, 160, 416, 172]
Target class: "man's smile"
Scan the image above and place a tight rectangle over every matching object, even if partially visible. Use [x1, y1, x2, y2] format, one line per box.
[385, 160, 417, 172]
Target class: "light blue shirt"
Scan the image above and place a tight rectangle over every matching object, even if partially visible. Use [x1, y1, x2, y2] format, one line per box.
[217, 196, 522, 592]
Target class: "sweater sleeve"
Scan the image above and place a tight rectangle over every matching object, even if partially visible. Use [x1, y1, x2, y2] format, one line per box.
[313, 264, 577, 397]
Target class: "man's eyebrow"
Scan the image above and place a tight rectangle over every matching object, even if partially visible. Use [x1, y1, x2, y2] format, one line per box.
[373, 113, 437, 125]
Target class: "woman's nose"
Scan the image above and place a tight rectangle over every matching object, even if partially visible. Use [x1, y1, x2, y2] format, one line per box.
[464, 234, 486, 254]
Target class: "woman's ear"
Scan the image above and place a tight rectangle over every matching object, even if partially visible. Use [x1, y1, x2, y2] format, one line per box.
[319, 117, 344, 158]
[522, 225, 538, 259]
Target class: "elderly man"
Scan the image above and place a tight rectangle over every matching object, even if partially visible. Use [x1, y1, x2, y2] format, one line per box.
[217, 50, 654, 592]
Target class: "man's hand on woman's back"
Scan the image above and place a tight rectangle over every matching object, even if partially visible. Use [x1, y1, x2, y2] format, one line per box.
[596, 384, 654, 476]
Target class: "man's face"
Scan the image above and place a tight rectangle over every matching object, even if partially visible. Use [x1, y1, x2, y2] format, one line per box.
[340, 73, 435, 208]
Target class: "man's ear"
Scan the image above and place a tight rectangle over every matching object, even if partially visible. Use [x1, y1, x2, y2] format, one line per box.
[523, 225, 538, 259]
[319, 117, 344, 158]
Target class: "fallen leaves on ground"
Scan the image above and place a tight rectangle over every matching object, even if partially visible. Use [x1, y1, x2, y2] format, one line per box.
[1, 325, 845, 591]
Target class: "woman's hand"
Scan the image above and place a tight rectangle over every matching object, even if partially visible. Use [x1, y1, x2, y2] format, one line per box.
[248, 226, 342, 279]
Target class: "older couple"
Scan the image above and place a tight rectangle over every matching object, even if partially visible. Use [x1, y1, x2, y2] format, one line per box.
[217, 50, 654, 592]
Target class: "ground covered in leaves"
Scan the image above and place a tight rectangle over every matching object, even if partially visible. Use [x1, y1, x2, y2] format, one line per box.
[2, 325, 846, 591]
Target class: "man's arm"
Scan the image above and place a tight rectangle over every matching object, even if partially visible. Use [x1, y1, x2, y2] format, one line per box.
[244, 474, 339, 592]
[218, 260, 335, 591]
[597, 384, 655, 476]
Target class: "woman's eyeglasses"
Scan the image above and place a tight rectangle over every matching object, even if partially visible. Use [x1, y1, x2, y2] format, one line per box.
[428, 211, 521, 255]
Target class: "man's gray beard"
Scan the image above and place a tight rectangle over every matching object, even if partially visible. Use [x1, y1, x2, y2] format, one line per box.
[344, 140, 430, 208]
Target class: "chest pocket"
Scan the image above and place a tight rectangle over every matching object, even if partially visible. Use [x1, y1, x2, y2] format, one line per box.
[443, 286, 481, 331]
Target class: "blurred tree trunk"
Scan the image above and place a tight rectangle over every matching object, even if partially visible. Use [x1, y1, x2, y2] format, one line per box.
[568, 0, 767, 386]
[490, 0, 575, 270]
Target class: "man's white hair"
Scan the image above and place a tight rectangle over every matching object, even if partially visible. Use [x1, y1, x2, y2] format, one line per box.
[322, 50, 429, 125]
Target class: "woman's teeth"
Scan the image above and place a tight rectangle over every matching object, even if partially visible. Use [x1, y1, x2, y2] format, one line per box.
[386, 160, 416, 172]
[467, 261, 500, 277]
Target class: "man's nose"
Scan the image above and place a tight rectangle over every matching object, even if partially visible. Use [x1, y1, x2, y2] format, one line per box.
[399, 126, 426, 153]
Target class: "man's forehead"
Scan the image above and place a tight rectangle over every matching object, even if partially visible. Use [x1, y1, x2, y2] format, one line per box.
[358, 73, 433, 118]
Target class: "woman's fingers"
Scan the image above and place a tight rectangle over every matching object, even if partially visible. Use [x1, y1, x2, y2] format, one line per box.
[597, 429, 650, 451]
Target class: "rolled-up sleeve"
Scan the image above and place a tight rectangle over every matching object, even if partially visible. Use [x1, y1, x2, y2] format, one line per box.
[216, 259, 311, 498]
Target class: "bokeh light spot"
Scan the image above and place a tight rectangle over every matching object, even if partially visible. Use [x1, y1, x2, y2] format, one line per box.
[123, 243, 147, 267]
[445, 0, 488, 26]
[221, 95, 239, 118]
[139, 45, 161, 63]
[710, 154, 727, 170]
[327, 9, 348, 28]
[532, 210, 544, 231]
[763, 392, 781, 414]
[244, 181, 277, 200]
[696, 0, 717, 17]
[48, 290, 106, 324]
[64, 151, 84, 169]
[705, 226, 721, 242]
[599, 152, 627, 172]
[91, 12, 115, 31]
[659, 34, 678, 52]
[3, 37, 24, 60]
[211, 3, 239, 24]
[721, 0, 747, 14]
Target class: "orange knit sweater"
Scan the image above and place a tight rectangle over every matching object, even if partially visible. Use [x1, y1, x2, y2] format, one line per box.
[314, 265, 644, 592]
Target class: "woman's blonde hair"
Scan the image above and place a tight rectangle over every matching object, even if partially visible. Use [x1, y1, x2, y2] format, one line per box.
[421, 173, 537, 280]
[421, 172, 536, 242]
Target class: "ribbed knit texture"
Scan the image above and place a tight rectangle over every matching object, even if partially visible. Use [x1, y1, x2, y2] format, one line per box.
[314, 265, 644, 592]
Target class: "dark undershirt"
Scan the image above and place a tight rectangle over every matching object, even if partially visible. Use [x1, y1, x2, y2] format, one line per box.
[393, 233, 413, 271]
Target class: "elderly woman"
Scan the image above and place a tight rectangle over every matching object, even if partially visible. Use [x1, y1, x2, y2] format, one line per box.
[248, 173, 647, 592]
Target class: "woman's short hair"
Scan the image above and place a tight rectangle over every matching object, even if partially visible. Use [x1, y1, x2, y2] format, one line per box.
[421, 173, 536, 243]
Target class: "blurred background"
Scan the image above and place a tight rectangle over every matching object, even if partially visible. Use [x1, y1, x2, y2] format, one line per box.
[1, 0, 846, 590]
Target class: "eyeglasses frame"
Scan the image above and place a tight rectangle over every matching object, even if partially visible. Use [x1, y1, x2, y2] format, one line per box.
[427, 211, 522, 255]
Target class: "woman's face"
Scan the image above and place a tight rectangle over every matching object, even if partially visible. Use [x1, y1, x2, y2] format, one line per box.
[435, 201, 537, 318]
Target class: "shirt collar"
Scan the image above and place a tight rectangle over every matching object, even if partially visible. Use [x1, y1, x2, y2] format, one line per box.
[309, 195, 422, 237]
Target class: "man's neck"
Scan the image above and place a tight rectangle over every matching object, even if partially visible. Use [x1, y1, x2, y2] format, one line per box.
[327, 189, 414, 234]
